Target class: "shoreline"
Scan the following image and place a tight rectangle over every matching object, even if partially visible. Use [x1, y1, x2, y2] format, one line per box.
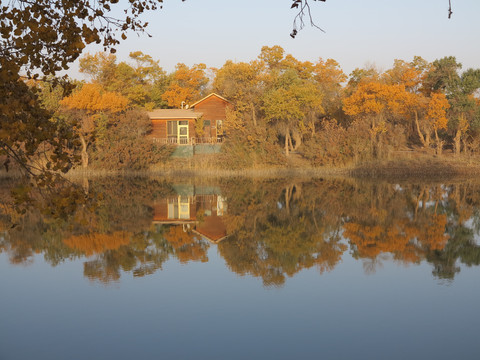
[66, 156, 480, 179]
[2, 157, 480, 181]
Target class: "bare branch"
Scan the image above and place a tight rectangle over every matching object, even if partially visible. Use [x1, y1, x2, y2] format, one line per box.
[291, 0, 326, 38]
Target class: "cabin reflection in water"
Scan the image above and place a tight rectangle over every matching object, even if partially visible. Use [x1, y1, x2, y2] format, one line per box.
[152, 187, 228, 243]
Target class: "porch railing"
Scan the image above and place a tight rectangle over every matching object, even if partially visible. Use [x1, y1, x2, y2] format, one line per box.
[152, 137, 224, 145]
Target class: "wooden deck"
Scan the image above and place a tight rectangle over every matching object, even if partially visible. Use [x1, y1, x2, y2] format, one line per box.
[152, 137, 224, 145]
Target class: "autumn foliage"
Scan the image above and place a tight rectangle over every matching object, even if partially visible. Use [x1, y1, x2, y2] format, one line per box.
[2, 177, 480, 284]
[30, 47, 480, 171]
[61, 83, 129, 113]
[63, 231, 132, 256]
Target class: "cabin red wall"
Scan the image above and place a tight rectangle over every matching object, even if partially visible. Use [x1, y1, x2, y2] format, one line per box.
[153, 201, 168, 221]
[188, 120, 195, 139]
[151, 120, 167, 138]
[193, 96, 229, 138]
[193, 96, 228, 121]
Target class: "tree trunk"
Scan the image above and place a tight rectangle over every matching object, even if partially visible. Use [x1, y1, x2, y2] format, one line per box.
[434, 128, 442, 156]
[454, 129, 461, 156]
[82, 176, 89, 194]
[370, 116, 378, 158]
[288, 131, 294, 152]
[292, 130, 302, 150]
[284, 128, 290, 157]
[284, 185, 291, 214]
[414, 110, 428, 148]
[425, 133, 431, 149]
[79, 134, 89, 169]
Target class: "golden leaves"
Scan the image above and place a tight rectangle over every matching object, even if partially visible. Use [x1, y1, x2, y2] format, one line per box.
[426, 92, 450, 131]
[60, 83, 128, 113]
[343, 81, 408, 118]
[161, 63, 208, 108]
[64, 231, 132, 256]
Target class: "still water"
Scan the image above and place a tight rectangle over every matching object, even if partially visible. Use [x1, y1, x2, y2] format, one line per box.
[1, 177, 479, 359]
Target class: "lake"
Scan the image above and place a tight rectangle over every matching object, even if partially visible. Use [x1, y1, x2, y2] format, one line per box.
[1, 176, 479, 360]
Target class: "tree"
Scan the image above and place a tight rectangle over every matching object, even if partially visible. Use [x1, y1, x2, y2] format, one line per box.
[425, 92, 450, 154]
[1, 0, 165, 191]
[161, 63, 208, 108]
[213, 60, 263, 126]
[1, 0, 162, 78]
[312, 58, 347, 122]
[258, 45, 286, 71]
[60, 83, 129, 168]
[343, 80, 409, 158]
[381, 57, 433, 147]
[79, 53, 119, 88]
[424, 58, 480, 155]
[262, 69, 324, 156]
[0, 72, 74, 177]
[383, 57, 429, 93]
[79, 51, 169, 109]
[424, 56, 462, 96]
[90, 109, 173, 170]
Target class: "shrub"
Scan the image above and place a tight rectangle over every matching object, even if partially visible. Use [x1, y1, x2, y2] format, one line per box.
[90, 110, 173, 170]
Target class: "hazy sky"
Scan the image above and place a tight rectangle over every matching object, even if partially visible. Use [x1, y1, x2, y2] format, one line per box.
[74, 0, 480, 78]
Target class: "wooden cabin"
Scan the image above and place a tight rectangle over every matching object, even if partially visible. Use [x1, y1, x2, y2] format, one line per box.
[147, 93, 230, 145]
[152, 194, 228, 244]
[147, 109, 201, 145]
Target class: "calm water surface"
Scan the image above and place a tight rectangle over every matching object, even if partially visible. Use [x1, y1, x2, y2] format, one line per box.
[1, 177, 479, 360]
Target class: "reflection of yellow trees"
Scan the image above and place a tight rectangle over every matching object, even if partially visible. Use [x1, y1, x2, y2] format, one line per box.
[343, 182, 450, 264]
[343, 214, 449, 264]
[220, 220, 346, 287]
[420, 214, 449, 251]
[3, 177, 480, 284]
[63, 231, 131, 256]
[218, 180, 347, 286]
[448, 184, 475, 226]
[163, 226, 209, 263]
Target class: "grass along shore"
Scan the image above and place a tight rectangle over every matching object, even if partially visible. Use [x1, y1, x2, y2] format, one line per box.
[2, 153, 480, 180]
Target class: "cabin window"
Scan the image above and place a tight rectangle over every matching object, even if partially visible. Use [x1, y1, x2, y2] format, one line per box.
[167, 121, 177, 138]
[203, 120, 211, 128]
[216, 120, 225, 137]
[167, 196, 190, 219]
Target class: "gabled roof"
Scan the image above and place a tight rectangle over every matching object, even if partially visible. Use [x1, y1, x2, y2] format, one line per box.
[190, 93, 230, 108]
[192, 229, 229, 244]
[193, 215, 228, 244]
[147, 109, 203, 119]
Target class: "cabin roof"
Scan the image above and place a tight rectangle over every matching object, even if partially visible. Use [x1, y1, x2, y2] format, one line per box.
[190, 93, 230, 108]
[147, 109, 203, 119]
[192, 229, 229, 244]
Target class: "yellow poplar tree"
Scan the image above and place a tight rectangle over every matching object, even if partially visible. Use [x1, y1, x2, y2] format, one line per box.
[426, 92, 450, 154]
[61, 83, 128, 168]
[161, 63, 208, 108]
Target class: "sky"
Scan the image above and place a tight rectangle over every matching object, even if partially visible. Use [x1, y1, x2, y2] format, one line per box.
[72, 0, 480, 79]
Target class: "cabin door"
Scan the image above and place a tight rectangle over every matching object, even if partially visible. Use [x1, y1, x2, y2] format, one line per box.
[178, 196, 190, 219]
[178, 121, 189, 145]
[203, 120, 212, 140]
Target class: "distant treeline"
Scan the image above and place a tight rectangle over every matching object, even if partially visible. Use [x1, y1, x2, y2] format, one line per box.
[32, 46, 480, 170]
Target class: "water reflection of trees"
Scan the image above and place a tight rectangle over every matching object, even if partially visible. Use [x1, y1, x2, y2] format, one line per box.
[2, 177, 480, 284]
[219, 179, 480, 284]
[218, 180, 347, 286]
